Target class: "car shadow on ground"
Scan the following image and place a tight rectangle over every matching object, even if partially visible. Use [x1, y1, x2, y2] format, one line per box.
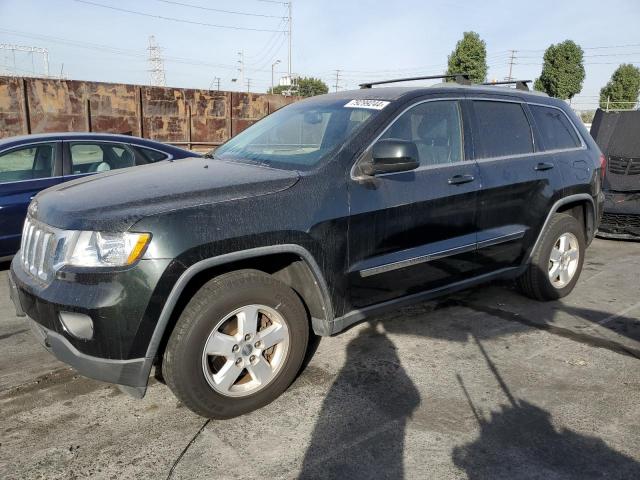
[297, 280, 640, 480]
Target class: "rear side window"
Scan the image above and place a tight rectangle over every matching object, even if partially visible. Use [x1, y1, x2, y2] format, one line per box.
[530, 105, 581, 151]
[0, 143, 56, 183]
[473, 101, 533, 158]
[137, 146, 169, 162]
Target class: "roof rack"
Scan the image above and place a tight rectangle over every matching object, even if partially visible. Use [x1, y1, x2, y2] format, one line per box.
[481, 80, 532, 91]
[359, 73, 470, 89]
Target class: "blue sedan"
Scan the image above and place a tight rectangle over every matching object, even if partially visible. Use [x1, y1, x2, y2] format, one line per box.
[0, 132, 198, 259]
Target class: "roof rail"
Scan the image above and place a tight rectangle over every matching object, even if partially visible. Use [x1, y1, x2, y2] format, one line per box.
[481, 80, 532, 91]
[359, 73, 471, 89]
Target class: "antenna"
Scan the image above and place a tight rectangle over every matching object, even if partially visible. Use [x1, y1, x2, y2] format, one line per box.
[147, 35, 166, 87]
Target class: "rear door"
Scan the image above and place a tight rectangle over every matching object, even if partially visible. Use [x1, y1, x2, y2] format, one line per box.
[0, 142, 63, 257]
[469, 98, 563, 271]
[347, 98, 481, 309]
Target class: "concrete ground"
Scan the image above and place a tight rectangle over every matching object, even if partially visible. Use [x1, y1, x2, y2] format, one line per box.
[1, 238, 639, 479]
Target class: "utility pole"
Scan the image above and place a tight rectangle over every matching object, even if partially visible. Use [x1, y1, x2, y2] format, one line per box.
[147, 36, 166, 87]
[271, 59, 281, 92]
[246, 78, 251, 93]
[507, 50, 517, 81]
[333, 69, 341, 93]
[209, 76, 220, 91]
[287, 2, 292, 81]
[237, 51, 244, 91]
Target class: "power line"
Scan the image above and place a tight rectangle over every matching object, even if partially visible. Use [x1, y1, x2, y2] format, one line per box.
[72, 0, 287, 32]
[151, 0, 286, 18]
[244, 17, 288, 59]
[519, 43, 640, 52]
[0, 29, 298, 74]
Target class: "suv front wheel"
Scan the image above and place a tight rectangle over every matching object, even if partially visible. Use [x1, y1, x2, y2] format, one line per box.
[517, 213, 586, 301]
[163, 269, 309, 419]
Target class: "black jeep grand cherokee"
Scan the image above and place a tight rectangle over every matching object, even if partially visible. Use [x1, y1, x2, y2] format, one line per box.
[10, 78, 604, 418]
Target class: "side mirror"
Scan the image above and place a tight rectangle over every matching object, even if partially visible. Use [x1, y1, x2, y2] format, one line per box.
[367, 139, 420, 175]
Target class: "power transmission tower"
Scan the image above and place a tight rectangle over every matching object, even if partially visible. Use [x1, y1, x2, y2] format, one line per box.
[246, 78, 252, 93]
[506, 50, 517, 81]
[0, 44, 50, 77]
[333, 69, 341, 92]
[147, 35, 166, 87]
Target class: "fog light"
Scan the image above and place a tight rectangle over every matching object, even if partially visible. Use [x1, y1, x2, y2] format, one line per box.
[59, 312, 94, 340]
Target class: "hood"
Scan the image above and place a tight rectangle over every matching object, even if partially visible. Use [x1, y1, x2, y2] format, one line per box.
[32, 158, 299, 231]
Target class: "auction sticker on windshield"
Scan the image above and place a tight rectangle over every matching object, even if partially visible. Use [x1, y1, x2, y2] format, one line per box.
[344, 99, 390, 110]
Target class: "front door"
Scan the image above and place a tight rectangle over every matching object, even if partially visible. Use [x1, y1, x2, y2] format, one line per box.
[0, 142, 63, 258]
[347, 98, 480, 309]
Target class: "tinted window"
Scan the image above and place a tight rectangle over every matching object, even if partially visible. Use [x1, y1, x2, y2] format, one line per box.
[530, 105, 581, 150]
[137, 146, 169, 162]
[380, 100, 463, 166]
[0, 143, 56, 183]
[70, 142, 136, 174]
[474, 101, 533, 158]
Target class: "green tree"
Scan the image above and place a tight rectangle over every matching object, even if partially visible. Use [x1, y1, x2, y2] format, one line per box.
[599, 64, 640, 110]
[535, 40, 585, 100]
[446, 32, 487, 83]
[268, 76, 329, 97]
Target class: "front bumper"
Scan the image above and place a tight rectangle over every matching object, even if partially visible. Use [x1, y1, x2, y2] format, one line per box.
[9, 255, 172, 396]
[25, 314, 151, 397]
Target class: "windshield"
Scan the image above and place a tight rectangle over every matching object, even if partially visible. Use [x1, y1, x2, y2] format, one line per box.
[212, 97, 385, 170]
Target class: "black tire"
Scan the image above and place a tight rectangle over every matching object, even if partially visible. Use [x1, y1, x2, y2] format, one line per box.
[163, 269, 309, 419]
[517, 213, 586, 301]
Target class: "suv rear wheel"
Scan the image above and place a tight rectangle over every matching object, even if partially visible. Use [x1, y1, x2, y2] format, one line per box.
[517, 213, 585, 301]
[163, 269, 309, 419]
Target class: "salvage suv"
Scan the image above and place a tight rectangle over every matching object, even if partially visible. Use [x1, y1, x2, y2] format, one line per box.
[10, 75, 604, 419]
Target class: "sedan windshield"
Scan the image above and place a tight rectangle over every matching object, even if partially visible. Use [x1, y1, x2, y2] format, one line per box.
[212, 97, 385, 170]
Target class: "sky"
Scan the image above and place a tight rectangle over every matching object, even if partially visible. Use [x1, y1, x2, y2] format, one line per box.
[0, 0, 638, 110]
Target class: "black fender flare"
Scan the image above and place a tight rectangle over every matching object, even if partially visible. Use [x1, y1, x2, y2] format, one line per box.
[141, 244, 334, 381]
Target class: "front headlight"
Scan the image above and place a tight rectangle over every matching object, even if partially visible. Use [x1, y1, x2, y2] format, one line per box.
[64, 231, 151, 267]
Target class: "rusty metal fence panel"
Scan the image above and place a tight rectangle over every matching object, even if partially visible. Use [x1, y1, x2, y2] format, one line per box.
[0, 76, 300, 150]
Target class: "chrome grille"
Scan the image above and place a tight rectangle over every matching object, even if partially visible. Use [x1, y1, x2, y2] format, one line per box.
[19, 217, 59, 282]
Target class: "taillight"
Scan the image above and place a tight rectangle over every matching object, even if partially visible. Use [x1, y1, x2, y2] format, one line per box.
[599, 153, 606, 181]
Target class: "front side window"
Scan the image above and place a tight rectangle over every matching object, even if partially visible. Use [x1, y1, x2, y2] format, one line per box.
[70, 142, 136, 174]
[379, 100, 464, 166]
[213, 98, 380, 170]
[0, 143, 56, 183]
[473, 101, 533, 158]
[530, 105, 581, 151]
